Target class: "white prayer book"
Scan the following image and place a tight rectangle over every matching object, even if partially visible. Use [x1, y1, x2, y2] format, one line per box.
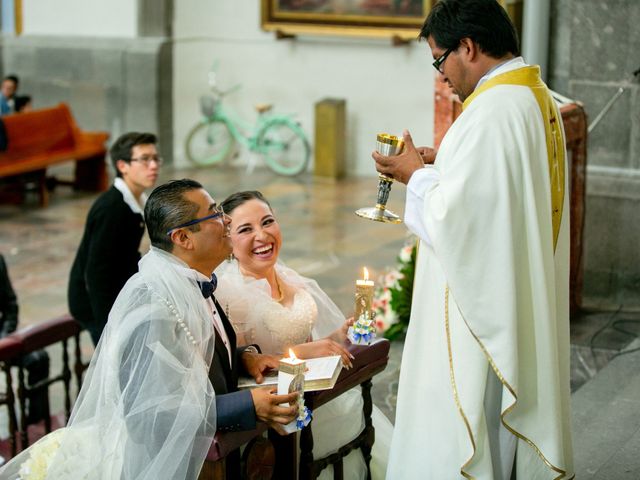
[237, 355, 343, 392]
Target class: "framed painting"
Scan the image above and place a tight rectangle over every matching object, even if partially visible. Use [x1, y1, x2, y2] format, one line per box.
[261, 0, 433, 41]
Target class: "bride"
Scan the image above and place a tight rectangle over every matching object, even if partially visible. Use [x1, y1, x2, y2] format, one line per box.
[215, 190, 392, 480]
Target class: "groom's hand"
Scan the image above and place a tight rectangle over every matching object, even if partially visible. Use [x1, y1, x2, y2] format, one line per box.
[250, 386, 298, 434]
[242, 352, 280, 384]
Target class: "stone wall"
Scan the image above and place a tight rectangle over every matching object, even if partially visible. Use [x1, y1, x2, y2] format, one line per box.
[549, 0, 640, 309]
[0, 35, 173, 165]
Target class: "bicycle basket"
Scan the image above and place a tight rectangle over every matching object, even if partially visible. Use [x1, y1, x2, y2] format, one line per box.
[199, 95, 218, 118]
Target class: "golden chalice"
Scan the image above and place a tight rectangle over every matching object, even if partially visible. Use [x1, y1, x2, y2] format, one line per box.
[355, 133, 404, 224]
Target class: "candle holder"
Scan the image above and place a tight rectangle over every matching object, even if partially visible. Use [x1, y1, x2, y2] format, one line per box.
[355, 133, 405, 224]
[349, 310, 377, 345]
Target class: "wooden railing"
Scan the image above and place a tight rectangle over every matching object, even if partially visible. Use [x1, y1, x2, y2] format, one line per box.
[1, 319, 390, 479]
[0, 314, 84, 457]
[199, 339, 390, 480]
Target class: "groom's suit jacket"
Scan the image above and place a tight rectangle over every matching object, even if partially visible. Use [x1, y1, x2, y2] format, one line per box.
[209, 297, 257, 433]
[208, 297, 258, 480]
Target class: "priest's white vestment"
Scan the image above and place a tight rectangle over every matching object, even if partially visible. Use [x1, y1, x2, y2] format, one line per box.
[388, 63, 574, 479]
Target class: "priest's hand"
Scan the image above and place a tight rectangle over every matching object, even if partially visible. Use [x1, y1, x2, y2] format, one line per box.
[251, 386, 298, 434]
[373, 129, 425, 184]
[417, 146, 437, 164]
[242, 352, 280, 384]
[294, 338, 354, 370]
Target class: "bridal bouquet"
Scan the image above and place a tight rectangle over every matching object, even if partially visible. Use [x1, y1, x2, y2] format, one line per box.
[18, 428, 65, 480]
[372, 239, 417, 341]
[16, 424, 111, 479]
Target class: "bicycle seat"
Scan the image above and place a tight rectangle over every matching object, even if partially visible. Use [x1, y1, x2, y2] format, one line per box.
[255, 103, 273, 114]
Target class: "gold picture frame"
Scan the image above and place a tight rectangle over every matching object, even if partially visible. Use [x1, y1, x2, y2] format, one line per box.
[261, 0, 433, 42]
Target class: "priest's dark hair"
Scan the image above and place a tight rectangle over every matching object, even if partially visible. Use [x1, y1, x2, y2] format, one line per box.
[221, 190, 272, 216]
[145, 179, 203, 252]
[109, 131, 158, 178]
[419, 0, 520, 58]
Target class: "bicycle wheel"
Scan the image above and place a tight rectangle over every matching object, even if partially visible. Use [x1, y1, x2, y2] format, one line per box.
[257, 120, 310, 176]
[185, 120, 235, 166]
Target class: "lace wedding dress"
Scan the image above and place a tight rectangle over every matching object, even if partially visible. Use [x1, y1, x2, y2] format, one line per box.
[216, 261, 392, 480]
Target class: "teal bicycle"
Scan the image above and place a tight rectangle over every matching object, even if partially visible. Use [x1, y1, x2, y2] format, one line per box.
[185, 71, 311, 176]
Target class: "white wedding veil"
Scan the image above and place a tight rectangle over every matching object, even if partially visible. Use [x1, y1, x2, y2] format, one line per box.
[215, 259, 346, 352]
[0, 247, 217, 479]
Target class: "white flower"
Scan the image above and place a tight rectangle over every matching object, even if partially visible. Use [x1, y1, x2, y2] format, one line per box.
[18, 429, 65, 480]
[399, 244, 413, 263]
[384, 270, 402, 289]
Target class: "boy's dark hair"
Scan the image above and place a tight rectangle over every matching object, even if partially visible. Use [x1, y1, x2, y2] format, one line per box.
[14, 95, 31, 112]
[221, 190, 272, 216]
[420, 0, 519, 58]
[4, 75, 19, 87]
[109, 132, 157, 178]
[145, 179, 203, 252]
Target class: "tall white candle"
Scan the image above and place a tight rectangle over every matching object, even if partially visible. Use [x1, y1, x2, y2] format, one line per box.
[355, 267, 374, 320]
[277, 349, 306, 434]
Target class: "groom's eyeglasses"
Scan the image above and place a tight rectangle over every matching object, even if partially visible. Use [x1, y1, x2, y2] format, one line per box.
[166, 205, 226, 235]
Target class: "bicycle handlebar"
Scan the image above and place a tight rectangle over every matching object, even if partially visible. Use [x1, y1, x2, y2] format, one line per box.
[209, 82, 242, 98]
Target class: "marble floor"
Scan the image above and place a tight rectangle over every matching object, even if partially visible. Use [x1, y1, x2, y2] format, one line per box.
[1, 163, 640, 476]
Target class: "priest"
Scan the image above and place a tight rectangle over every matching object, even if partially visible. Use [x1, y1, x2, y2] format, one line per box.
[373, 1, 574, 478]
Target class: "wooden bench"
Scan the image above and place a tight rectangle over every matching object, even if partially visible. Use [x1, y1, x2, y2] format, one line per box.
[0, 314, 85, 459]
[0, 103, 109, 207]
[199, 339, 390, 480]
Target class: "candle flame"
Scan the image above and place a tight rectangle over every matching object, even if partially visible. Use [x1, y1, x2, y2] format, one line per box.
[363, 267, 369, 281]
[288, 348, 297, 360]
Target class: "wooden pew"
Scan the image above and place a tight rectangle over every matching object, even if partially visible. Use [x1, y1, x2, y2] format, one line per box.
[0, 336, 22, 457]
[199, 340, 390, 480]
[0, 314, 85, 459]
[0, 103, 109, 207]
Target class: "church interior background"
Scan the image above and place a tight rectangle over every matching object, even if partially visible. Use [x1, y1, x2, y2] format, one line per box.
[0, 0, 639, 477]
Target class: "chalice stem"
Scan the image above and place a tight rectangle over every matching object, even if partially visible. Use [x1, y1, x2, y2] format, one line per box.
[376, 175, 394, 209]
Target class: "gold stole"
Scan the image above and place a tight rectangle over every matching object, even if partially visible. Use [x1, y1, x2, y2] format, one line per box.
[462, 66, 565, 251]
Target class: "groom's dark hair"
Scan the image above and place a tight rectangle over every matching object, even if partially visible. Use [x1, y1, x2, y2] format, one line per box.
[145, 179, 203, 252]
[221, 190, 272, 216]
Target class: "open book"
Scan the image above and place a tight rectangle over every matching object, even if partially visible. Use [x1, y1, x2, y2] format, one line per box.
[237, 355, 343, 392]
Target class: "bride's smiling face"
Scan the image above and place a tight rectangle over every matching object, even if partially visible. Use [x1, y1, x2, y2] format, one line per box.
[229, 199, 282, 277]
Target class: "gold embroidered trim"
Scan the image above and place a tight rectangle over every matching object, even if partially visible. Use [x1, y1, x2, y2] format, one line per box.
[445, 286, 570, 479]
[461, 65, 565, 252]
[444, 285, 476, 479]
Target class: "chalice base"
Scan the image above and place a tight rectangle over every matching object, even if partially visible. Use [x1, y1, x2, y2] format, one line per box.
[355, 206, 402, 224]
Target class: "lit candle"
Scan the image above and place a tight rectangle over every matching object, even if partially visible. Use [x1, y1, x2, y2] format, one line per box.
[355, 267, 375, 320]
[278, 349, 307, 434]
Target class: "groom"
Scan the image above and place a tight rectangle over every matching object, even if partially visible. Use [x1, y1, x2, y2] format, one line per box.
[145, 179, 298, 478]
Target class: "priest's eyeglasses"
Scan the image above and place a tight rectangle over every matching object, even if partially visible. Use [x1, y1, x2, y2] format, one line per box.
[166, 206, 226, 235]
[432, 47, 455, 74]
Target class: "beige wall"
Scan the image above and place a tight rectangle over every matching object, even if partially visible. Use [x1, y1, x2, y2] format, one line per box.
[172, 1, 435, 175]
[22, 0, 137, 38]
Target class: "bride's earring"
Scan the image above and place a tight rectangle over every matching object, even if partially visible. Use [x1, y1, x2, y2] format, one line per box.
[227, 253, 235, 262]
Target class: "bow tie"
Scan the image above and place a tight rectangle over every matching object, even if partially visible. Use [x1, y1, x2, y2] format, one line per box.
[197, 274, 218, 299]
